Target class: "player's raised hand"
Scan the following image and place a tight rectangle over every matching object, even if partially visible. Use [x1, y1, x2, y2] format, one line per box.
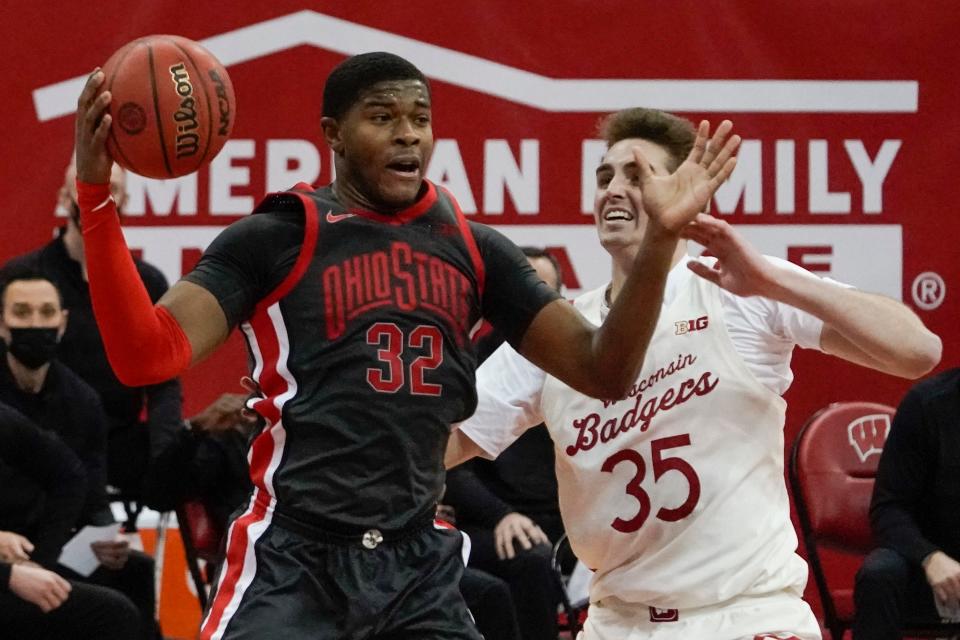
[75, 68, 114, 185]
[630, 120, 739, 234]
[681, 213, 781, 298]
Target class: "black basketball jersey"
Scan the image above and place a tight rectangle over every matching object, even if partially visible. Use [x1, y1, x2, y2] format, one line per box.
[242, 181, 494, 530]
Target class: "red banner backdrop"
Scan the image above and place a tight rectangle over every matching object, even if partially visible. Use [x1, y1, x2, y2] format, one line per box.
[2, 1, 957, 631]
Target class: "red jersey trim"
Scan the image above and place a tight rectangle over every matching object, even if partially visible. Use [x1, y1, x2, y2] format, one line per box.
[346, 180, 438, 225]
[254, 191, 320, 312]
[441, 185, 486, 301]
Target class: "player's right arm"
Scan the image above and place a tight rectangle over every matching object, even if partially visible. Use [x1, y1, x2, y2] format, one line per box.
[74, 70, 297, 385]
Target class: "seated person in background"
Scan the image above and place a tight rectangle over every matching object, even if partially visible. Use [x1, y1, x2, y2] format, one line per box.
[0, 400, 140, 640]
[142, 391, 255, 535]
[0, 268, 159, 640]
[445, 246, 565, 640]
[0, 157, 183, 518]
[437, 502, 523, 640]
[854, 367, 960, 638]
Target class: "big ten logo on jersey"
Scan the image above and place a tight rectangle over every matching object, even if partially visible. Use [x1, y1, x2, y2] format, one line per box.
[674, 315, 709, 335]
[847, 413, 891, 463]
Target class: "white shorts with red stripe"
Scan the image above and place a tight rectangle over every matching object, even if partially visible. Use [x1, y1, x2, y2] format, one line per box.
[578, 589, 821, 640]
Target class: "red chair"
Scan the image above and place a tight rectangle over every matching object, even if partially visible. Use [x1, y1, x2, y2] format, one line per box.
[790, 402, 960, 639]
[176, 498, 225, 611]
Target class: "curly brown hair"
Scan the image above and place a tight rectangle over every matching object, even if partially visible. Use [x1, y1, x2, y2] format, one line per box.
[598, 108, 696, 172]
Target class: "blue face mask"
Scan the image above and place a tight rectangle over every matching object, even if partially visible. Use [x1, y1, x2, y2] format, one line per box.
[8, 327, 59, 369]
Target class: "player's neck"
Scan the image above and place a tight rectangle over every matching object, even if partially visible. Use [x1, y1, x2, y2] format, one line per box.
[6, 352, 49, 394]
[607, 239, 688, 304]
[63, 222, 89, 281]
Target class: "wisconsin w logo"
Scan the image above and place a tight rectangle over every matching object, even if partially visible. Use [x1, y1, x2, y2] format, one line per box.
[847, 414, 891, 463]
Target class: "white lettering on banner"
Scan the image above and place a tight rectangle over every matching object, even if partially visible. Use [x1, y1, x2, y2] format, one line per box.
[845, 140, 901, 214]
[426, 139, 477, 213]
[126, 173, 198, 216]
[483, 140, 539, 214]
[775, 140, 796, 214]
[123, 137, 900, 218]
[266, 139, 321, 193]
[713, 140, 762, 214]
[809, 139, 851, 213]
[123, 224, 902, 302]
[581, 138, 900, 216]
[210, 139, 255, 215]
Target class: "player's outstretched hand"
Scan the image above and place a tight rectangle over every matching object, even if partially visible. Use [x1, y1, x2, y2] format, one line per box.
[681, 213, 780, 298]
[494, 512, 550, 560]
[8, 563, 72, 613]
[75, 68, 114, 185]
[631, 120, 740, 234]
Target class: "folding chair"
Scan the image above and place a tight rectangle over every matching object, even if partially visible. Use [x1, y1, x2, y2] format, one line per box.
[790, 401, 960, 639]
[176, 498, 225, 610]
[552, 533, 589, 638]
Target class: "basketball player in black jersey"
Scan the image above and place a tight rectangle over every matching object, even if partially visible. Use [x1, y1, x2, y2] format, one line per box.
[73, 52, 740, 639]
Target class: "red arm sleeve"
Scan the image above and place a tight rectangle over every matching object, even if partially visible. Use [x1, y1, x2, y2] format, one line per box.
[77, 180, 192, 386]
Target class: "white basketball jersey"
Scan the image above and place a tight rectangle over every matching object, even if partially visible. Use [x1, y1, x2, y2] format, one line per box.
[541, 274, 808, 610]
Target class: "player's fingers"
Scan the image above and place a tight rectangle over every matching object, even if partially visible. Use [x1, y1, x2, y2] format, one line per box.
[706, 158, 738, 194]
[703, 120, 734, 166]
[707, 134, 741, 176]
[21, 539, 34, 554]
[687, 260, 723, 286]
[530, 525, 550, 546]
[630, 146, 655, 184]
[687, 120, 710, 165]
[91, 111, 112, 149]
[77, 68, 104, 110]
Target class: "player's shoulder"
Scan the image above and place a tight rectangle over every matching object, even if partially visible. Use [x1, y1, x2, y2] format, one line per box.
[572, 284, 607, 313]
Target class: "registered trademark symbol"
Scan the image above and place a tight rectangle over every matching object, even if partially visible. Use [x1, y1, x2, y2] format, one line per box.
[911, 272, 945, 311]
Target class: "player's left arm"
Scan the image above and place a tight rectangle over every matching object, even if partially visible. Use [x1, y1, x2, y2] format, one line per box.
[683, 214, 942, 378]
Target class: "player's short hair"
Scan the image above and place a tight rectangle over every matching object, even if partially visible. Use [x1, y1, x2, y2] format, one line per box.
[599, 108, 696, 172]
[520, 246, 563, 292]
[0, 266, 64, 310]
[322, 52, 430, 120]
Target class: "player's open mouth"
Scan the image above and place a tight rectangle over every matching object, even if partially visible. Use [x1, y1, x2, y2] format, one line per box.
[603, 208, 633, 221]
[386, 158, 421, 178]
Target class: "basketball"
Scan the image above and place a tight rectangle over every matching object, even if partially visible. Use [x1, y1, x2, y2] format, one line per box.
[99, 35, 236, 179]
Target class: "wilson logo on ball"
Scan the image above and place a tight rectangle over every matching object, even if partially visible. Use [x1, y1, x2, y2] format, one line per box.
[169, 62, 200, 159]
[100, 34, 236, 179]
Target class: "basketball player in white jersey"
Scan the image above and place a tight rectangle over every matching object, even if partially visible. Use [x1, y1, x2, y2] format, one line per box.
[446, 108, 942, 640]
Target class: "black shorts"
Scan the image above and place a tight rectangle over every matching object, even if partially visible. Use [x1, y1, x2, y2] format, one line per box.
[200, 505, 483, 640]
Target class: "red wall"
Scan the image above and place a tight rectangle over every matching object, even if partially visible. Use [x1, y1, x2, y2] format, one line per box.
[3, 1, 956, 619]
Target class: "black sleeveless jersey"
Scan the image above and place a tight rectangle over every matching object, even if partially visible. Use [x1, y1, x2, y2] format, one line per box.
[193, 181, 557, 531]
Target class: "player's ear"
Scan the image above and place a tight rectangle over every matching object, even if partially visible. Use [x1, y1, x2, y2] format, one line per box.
[321, 117, 345, 155]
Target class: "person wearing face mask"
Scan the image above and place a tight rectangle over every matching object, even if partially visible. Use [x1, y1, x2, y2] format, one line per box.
[0, 158, 183, 528]
[0, 268, 162, 640]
